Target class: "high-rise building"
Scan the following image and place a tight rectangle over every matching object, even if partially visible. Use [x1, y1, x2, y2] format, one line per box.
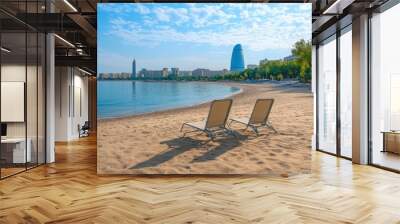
[259, 58, 269, 65]
[230, 44, 245, 72]
[192, 68, 228, 77]
[138, 69, 164, 79]
[283, 55, 296, 61]
[162, 68, 169, 77]
[132, 59, 136, 79]
[247, 64, 258, 69]
[171, 67, 179, 77]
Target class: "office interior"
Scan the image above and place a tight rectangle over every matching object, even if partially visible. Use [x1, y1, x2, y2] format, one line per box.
[0, 0, 97, 179]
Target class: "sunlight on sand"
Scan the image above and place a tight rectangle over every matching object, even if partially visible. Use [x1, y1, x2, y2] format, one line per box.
[98, 81, 312, 176]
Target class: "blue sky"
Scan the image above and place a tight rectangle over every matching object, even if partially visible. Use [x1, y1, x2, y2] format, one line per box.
[98, 3, 311, 73]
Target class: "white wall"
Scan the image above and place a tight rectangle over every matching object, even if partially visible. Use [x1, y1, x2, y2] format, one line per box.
[1, 65, 35, 138]
[55, 66, 70, 141]
[55, 67, 89, 141]
[1, 63, 46, 164]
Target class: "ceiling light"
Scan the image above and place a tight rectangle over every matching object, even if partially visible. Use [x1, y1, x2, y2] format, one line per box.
[323, 0, 355, 15]
[54, 34, 75, 48]
[1, 47, 11, 53]
[63, 0, 78, 12]
[78, 67, 93, 76]
[76, 48, 85, 55]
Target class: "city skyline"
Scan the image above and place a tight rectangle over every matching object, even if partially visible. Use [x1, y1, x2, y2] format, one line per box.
[98, 49, 296, 79]
[98, 3, 311, 73]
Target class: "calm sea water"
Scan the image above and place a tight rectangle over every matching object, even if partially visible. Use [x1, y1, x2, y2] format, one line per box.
[97, 81, 240, 119]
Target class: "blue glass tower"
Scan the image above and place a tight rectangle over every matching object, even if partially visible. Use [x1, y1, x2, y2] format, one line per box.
[230, 44, 245, 72]
[132, 59, 136, 79]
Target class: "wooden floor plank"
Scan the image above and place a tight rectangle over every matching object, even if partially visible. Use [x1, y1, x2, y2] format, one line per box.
[0, 135, 400, 223]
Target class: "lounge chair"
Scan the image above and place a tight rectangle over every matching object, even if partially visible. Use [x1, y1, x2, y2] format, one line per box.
[228, 99, 277, 135]
[180, 99, 234, 140]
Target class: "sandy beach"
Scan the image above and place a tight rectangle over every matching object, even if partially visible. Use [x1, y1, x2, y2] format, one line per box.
[97, 81, 313, 176]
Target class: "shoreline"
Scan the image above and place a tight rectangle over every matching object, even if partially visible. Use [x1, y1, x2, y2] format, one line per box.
[98, 82, 244, 122]
[98, 80, 309, 122]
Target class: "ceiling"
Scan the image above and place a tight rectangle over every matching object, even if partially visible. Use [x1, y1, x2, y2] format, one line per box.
[1, 0, 393, 73]
[311, 0, 391, 43]
[0, 0, 97, 73]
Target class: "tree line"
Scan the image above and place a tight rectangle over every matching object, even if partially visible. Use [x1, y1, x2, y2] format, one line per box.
[216, 39, 312, 83]
[136, 39, 312, 83]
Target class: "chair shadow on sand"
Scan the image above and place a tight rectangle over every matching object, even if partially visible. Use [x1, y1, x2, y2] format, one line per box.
[190, 132, 248, 163]
[129, 131, 249, 169]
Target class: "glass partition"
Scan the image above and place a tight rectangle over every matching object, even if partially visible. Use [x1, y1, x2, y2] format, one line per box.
[38, 32, 46, 165]
[0, 1, 46, 179]
[317, 35, 337, 154]
[27, 31, 38, 169]
[370, 3, 400, 171]
[1, 30, 28, 177]
[339, 27, 352, 158]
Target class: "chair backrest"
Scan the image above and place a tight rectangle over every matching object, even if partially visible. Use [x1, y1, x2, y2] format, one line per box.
[249, 99, 274, 125]
[205, 99, 233, 129]
[82, 121, 90, 129]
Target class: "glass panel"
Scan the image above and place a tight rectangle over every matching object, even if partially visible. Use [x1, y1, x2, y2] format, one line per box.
[38, 33, 45, 165]
[27, 0, 40, 169]
[1, 31, 27, 177]
[340, 28, 352, 158]
[0, 1, 46, 178]
[27, 31, 38, 169]
[371, 4, 400, 171]
[318, 35, 337, 154]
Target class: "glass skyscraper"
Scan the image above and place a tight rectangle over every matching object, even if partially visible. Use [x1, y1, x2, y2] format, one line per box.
[132, 59, 136, 79]
[230, 44, 245, 72]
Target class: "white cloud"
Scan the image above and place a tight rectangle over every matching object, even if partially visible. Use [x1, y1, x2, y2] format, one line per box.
[154, 8, 171, 22]
[98, 51, 132, 72]
[104, 4, 311, 51]
[152, 6, 191, 25]
[135, 4, 150, 14]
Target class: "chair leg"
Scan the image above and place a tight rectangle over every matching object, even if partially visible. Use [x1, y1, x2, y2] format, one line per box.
[206, 131, 215, 141]
[227, 128, 238, 138]
[180, 124, 189, 137]
[223, 127, 233, 137]
[267, 122, 278, 133]
[180, 123, 187, 132]
[250, 126, 259, 136]
[254, 127, 260, 136]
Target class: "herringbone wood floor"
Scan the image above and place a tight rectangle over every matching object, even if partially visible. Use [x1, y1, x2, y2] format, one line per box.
[1, 135, 400, 223]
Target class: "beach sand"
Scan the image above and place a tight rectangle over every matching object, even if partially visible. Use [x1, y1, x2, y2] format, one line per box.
[97, 81, 313, 176]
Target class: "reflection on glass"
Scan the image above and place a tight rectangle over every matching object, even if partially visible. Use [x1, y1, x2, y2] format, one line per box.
[318, 36, 337, 154]
[38, 33, 46, 165]
[1, 31, 27, 177]
[27, 31, 38, 169]
[371, 4, 400, 171]
[0, 0, 47, 179]
[340, 28, 352, 158]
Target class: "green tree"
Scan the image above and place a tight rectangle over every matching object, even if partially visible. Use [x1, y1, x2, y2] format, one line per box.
[291, 39, 311, 83]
